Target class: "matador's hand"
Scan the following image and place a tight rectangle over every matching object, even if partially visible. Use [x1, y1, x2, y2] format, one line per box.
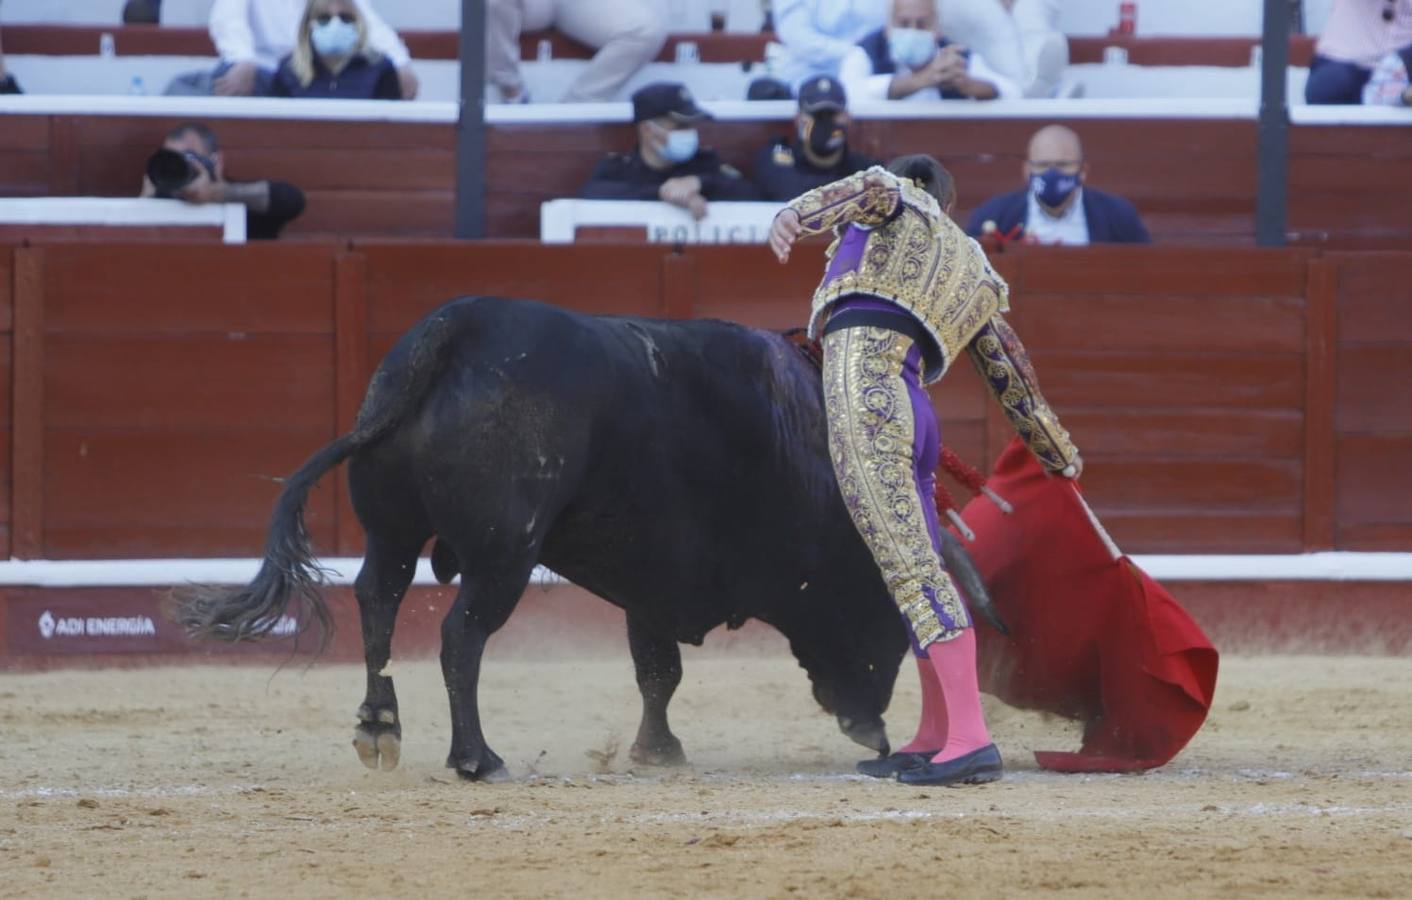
[769, 208, 802, 263]
[1060, 452, 1083, 480]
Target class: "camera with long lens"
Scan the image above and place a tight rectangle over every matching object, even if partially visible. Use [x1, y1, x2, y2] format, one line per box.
[145, 148, 213, 198]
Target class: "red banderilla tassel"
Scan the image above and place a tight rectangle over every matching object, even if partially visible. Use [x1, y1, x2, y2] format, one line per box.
[939, 446, 1014, 515]
[933, 477, 976, 542]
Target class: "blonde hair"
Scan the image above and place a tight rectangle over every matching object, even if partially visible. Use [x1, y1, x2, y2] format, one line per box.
[290, 0, 376, 88]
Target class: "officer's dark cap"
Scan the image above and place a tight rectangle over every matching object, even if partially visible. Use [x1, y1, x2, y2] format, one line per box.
[798, 75, 847, 113]
[631, 82, 712, 124]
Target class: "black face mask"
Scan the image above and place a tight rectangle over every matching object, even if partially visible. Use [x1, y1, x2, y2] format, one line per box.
[802, 112, 847, 159]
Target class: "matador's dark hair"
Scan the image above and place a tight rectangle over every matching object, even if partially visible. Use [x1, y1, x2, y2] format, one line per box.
[886, 154, 956, 212]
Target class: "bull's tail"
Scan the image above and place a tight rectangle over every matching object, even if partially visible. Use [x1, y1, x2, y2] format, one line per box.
[172, 304, 462, 651]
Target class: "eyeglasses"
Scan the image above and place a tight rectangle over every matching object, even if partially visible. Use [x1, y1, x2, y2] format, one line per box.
[1028, 159, 1083, 172]
[315, 12, 357, 25]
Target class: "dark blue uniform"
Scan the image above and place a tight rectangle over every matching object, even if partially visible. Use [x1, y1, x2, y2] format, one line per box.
[749, 138, 880, 203]
[578, 148, 761, 202]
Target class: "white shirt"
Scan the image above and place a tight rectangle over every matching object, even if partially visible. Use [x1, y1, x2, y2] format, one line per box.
[1024, 187, 1089, 245]
[838, 42, 1022, 102]
[210, 0, 411, 70]
[773, 0, 890, 88]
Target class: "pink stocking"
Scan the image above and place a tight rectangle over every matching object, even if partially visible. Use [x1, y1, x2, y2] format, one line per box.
[896, 656, 947, 754]
[924, 628, 992, 763]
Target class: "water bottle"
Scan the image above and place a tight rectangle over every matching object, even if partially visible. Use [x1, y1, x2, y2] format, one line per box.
[129, 75, 147, 96]
[99, 32, 117, 59]
[536, 38, 552, 63]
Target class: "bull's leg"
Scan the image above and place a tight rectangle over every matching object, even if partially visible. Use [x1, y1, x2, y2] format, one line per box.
[627, 614, 687, 766]
[352, 537, 421, 771]
[440, 563, 531, 782]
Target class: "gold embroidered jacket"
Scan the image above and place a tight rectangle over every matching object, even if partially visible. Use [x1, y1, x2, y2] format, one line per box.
[786, 166, 1078, 471]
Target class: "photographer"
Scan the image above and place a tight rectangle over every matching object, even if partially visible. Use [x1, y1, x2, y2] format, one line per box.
[140, 123, 306, 240]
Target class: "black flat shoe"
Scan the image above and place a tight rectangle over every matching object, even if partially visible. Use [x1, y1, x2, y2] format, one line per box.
[895, 744, 1003, 786]
[855, 750, 937, 778]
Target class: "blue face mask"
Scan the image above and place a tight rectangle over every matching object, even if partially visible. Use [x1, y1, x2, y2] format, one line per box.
[662, 128, 699, 164]
[888, 27, 937, 70]
[1031, 167, 1081, 209]
[310, 18, 360, 57]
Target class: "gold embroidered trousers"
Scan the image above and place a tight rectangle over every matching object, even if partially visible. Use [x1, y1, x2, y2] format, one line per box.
[822, 325, 972, 654]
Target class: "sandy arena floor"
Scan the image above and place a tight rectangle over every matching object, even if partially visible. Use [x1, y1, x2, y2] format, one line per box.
[2, 644, 1410, 899]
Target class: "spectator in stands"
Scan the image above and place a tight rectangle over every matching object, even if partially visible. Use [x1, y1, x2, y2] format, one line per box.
[1306, 0, 1412, 105]
[751, 75, 880, 201]
[268, 0, 401, 99]
[769, 0, 889, 92]
[200, 0, 417, 99]
[840, 0, 1020, 102]
[965, 124, 1150, 245]
[942, 0, 1069, 98]
[0, 21, 21, 94]
[486, 0, 666, 103]
[139, 123, 307, 240]
[579, 82, 760, 219]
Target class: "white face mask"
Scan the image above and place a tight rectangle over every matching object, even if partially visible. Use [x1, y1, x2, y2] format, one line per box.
[310, 17, 360, 57]
[888, 27, 937, 70]
[662, 128, 699, 163]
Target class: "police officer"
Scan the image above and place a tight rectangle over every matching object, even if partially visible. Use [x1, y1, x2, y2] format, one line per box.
[750, 75, 880, 203]
[579, 82, 760, 219]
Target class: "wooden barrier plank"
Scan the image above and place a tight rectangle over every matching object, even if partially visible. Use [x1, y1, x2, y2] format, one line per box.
[42, 429, 336, 558]
[1336, 523, 1412, 551]
[11, 249, 46, 560]
[40, 243, 337, 334]
[1289, 125, 1412, 159]
[1062, 408, 1303, 458]
[358, 242, 668, 335]
[1335, 254, 1412, 345]
[1082, 457, 1302, 512]
[1016, 245, 1308, 296]
[0, 152, 51, 199]
[0, 337, 12, 560]
[287, 190, 454, 237]
[232, 148, 455, 192]
[1303, 259, 1337, 550]
[48, 117, 81, 196]
[1336, 433, 1412, 529]
[0, 247, 12, 335]
[1097, 511, 1304, 553]
[1018, 294, 1306, 353]
[44, 335, 335, 430]
[1336, 345, 1412, 434]
[334, 252, 368, 556]
[1037, 351, 1304, 409]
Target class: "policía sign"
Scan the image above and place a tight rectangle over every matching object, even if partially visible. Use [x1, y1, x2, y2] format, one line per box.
[540, 199, 783, 244]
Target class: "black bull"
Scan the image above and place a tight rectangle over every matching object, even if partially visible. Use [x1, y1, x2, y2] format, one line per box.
[177, 296, 1002, 781]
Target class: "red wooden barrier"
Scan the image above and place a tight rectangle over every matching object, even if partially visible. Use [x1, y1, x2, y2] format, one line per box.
[0, 241, 1408, 560]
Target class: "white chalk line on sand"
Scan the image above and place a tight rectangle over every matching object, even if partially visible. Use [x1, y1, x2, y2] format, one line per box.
[7, 767, 1412, 803]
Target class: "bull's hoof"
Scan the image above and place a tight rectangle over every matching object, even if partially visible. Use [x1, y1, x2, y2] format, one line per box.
[447, 749, 507, 783]
[353, 706, 401, 771]
[629, 738, 687, 767]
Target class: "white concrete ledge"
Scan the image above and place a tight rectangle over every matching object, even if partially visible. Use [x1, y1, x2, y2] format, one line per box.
[0, 553, 1409, 588]
[0, 197, 246, 242]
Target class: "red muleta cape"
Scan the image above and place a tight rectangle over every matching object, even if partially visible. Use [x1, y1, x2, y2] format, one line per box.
[957, 438, 1220, 773]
